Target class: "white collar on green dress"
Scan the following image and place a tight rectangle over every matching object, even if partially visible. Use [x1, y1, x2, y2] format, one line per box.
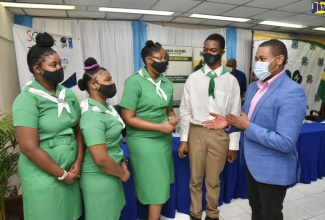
[26, 81, 71, 118]
[80, 98, 125, 128]
[138, 68, 168, 101]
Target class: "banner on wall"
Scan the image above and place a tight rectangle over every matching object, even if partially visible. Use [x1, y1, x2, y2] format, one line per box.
[253, 31, 325, 113]
[12, 24, 85, 101]
[164, 45, 193, 116]
[193, 47, 203, 70]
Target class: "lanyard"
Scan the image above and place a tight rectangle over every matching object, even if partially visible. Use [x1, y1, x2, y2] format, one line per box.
[28, 87, 71, 118]
[80, 99, 125, 128]
[138, 69, 168, 101]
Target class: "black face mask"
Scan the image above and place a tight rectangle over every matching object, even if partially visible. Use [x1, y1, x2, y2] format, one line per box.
[203, 53, 222, 65]
[42, 67, 64, 84]
[96, 83, 117, 98]
[151, 60, 168, 74]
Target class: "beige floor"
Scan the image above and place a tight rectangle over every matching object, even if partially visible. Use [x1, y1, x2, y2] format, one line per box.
[160, 178, 325, 220]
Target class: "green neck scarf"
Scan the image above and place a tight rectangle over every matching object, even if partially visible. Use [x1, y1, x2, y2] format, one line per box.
[201, 65, 227, 99]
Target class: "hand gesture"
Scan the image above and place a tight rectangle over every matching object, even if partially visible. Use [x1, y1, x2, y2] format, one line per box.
[62, 171, 80, 184]
[202, 112, 229, 129]
[160, 121, 175, 133]
[120, 161, 128, 171]
[120, 170, 130, 182]
[226, 110, 250, 130]
[168, 116, 182, 128]
[69, 161, 81, 175]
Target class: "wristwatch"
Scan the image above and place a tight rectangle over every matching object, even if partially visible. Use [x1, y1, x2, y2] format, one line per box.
[121, 157, 128, 164]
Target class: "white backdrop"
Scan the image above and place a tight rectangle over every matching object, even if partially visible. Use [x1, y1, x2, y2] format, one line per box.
[236, 29, 252, 84]
[12, 24, 85, 101]
[32, 19, 252, 105]
[33, 19, 134, 105]
[32, 19, 80, 38]
[147, 23, 226, 48]
[78, 20, 134, 105]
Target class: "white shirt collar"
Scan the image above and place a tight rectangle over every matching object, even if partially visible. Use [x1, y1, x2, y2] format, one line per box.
[204, 64, 223, 77]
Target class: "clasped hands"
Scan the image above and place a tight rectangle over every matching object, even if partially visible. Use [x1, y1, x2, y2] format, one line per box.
[60, 161, 81, 184]
[161, 116, 182, 133]
[120, 160, 130, 182]
[168, 116, 182, 128]
[202, 110, 250, 130]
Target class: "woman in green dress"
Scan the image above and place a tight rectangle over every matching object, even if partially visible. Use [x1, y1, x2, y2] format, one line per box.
[120, 40, 180, 220]
[78, 57, 130, 220]
[12, 33, 83, 220]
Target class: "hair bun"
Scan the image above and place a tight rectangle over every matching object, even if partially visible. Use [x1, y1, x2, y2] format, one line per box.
[145, 40, 155, 48]
[77, 79, 86, 91]
[84, 57, 97, 67]
[36, 32, 55, 47]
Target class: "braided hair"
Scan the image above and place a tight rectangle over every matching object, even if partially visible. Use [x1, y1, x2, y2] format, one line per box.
[141, 40, 162, 64]
[78, 57, 107, 92]
[27, 32, 57, 73]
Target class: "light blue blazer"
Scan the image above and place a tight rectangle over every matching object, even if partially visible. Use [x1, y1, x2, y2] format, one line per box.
[230, 72, 307, 185]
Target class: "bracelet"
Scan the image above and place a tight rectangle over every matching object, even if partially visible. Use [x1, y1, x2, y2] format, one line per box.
[57, 170, 67, 181]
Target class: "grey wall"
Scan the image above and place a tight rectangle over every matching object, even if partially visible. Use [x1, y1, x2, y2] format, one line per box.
[0, 5, 20, 110]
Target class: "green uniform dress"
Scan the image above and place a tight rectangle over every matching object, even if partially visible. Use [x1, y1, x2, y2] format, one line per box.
[79, 98, 125, 220]
[12, 80, 82, 220]
[120, 67, 174, 204]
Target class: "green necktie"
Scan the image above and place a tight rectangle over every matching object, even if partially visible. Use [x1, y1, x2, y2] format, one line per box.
[206, 71, 218, 99]
[201, 66, 228, 99]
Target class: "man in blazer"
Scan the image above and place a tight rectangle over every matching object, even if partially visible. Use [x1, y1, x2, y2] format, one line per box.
[204, 39, 307, 220]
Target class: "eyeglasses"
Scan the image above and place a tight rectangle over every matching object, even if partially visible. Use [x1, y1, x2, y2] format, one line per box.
[151, 56, 168, 62]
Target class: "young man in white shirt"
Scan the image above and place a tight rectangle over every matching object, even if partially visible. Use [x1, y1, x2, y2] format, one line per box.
[178, 33, 241, 220]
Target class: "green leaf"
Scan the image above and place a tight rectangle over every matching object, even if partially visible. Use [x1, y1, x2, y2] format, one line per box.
[0, 110, 20, 200]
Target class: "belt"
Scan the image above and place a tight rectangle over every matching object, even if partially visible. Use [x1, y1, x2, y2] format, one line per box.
[190, 123, 222, 131]
[39, 135, 75, 148]
[190, 123, 205, 127]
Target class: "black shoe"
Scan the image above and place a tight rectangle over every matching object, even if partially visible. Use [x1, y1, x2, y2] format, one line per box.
[205, 216, 219, 220]
[189, 214, 201, 220]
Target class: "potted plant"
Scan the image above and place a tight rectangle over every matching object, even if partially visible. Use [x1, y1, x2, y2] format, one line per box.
[0, 111, 20, 220]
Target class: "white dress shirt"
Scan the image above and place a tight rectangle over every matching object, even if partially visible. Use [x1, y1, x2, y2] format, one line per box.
[179, 64, 241, 150]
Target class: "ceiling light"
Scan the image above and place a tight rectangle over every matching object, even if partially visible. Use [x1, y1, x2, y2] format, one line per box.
[259, 21, 306, 28]
[99, 7, 174, 16]
[0, 2, 75, 10]
[313, 27, 325, 31]
[190, 14, 250, 22]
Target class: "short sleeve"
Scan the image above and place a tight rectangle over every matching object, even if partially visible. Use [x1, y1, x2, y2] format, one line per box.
[119, 76, 141, 111]
[80, 112, 105, 147]
[168, 83, 174, 108]
[69, 89, 81, 117]
[12, 93, 39, 129]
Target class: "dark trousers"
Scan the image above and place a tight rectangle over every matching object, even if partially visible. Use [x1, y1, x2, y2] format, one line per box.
[247, 169, 288, 220]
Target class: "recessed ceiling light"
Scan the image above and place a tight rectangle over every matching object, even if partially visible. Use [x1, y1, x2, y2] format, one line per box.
[0, 2, 75, 10]
[259, 21, 306, 28]
[313, 27, 325, 31]
[99, 7, 174, 16]
[190, 14, 250, 22]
